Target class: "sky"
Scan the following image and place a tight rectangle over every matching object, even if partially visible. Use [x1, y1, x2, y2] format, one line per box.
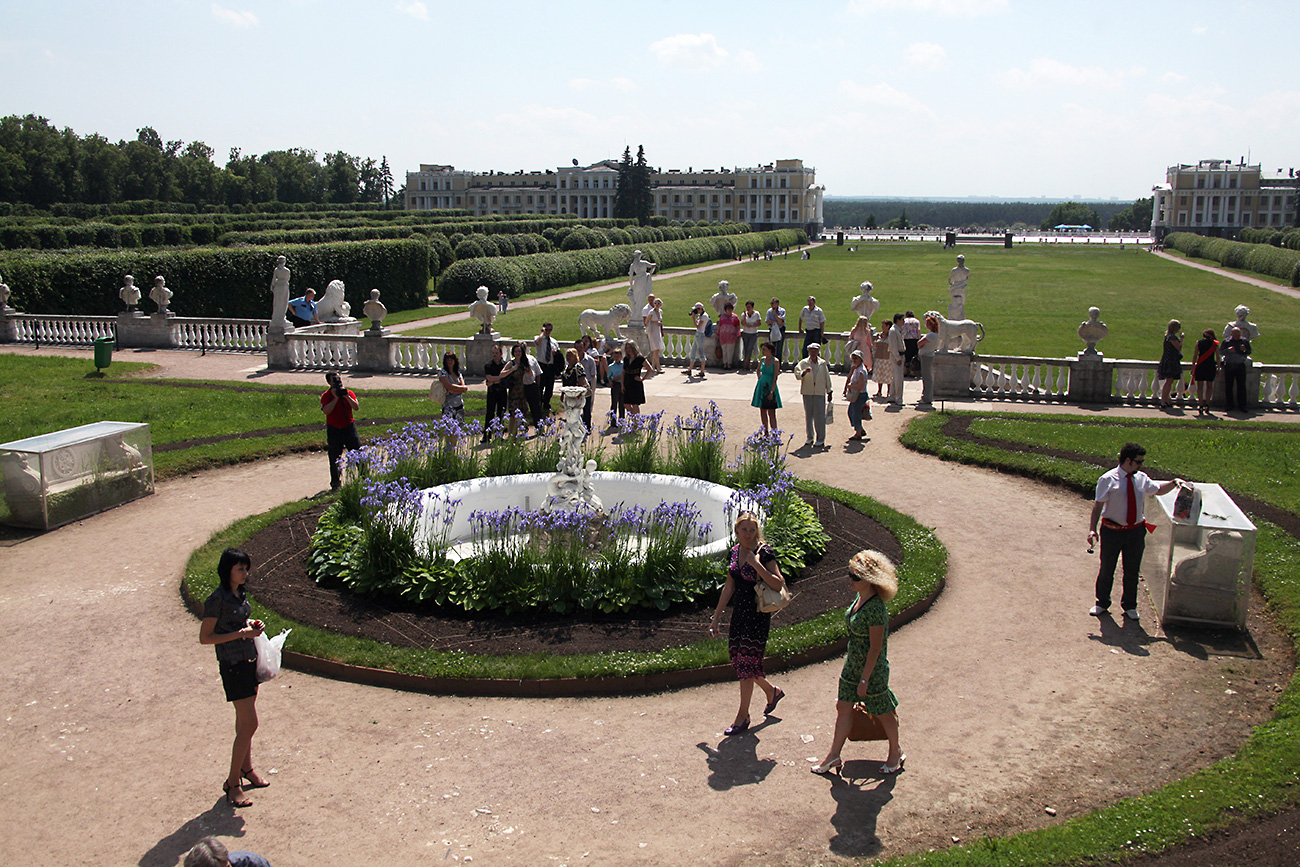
[2, 0, 1297, 201]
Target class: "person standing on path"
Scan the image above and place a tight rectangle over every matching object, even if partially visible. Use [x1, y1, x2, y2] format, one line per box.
[799, 296, 826, 359]
[795, 343, 833, 448]
[708, 512, 786, 736]
[1086, 443, 1182, 621]
[901, 311, 921, 378]
[917, 313, 940, 407]
[740, 300, 762, 371]
[320, 372, 360, 491]
[199, 548, 271, 809]
[1221, 326, 1253, 413]
[438, 352, 468, 423]
[686, 302, 711, 380]
[1191, 328, 1219, 417]
[843, 349, 872, 440]
[886, 313, 907, 406]
[766, 298, 787, 367]
[1157, 319, 1184, 408]
[534, 323, 561, 413]
[751, 341, 782, 430]
[643, 296, 665, 374]
[812, 549, 904, 776]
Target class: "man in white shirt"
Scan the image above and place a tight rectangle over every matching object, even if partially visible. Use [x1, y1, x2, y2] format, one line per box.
[794, 343, 833, 448]
[534, 323, 561, 411]
[886, 312, 907, 405]
[1087, 443, 1182, 620]
[798, 296, 826, 359]
[765, 298, 787, 367]
[687, 302, 711, 379]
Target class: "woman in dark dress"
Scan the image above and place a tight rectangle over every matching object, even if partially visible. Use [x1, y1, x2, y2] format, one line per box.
[482, 342, 509, 442]
[708, 512, 786, 735]
[1191, 328, 1218, 416]
[812, 549, 904, 776]
[1157, 319, 1183, 408]
[500, 341, 535, 437]
[621, 339, 648, 415]
[199, 548, 270, 808]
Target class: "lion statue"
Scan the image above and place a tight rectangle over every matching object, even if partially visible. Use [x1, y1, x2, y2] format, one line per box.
[578, 303, 631, 341]
[927, 310, 984, 354]
[317, 279, 352, 322]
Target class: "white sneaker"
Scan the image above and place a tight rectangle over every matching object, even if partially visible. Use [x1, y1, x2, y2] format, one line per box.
[1089, 605, 1108, 616]
[1124, 609, 1141, 621]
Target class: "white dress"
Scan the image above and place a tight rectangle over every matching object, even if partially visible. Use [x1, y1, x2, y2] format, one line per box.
[646, 307, 665, 353]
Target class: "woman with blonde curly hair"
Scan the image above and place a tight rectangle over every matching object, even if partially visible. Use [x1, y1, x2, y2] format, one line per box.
[812, 549, 904, 775]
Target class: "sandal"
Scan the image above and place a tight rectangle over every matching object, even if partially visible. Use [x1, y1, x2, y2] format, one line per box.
[242, 769, 270, 789]
[223, 781, 253, 808]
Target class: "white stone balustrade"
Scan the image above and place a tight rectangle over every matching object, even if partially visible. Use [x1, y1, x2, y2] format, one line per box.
[970, 356, 1071, 399]
[174, 319, 267, 351]
[9, 315, 114, 345]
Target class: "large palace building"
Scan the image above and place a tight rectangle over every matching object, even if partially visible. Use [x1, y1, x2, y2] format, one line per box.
[1151, 159, 1298, 240]
[405, 158, 825, 237]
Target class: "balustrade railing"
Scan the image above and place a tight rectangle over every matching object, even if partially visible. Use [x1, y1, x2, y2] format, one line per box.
[9, 315, 114, 345]
[286, 333, 357, 369]
[174, 319, 267, 352]
[970, 356, 1071, 399]
[390, 336, 475, 373]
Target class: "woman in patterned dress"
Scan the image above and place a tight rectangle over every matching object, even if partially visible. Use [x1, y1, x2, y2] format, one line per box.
[708, 512, 786, 735]
[812, 549, 904, 775]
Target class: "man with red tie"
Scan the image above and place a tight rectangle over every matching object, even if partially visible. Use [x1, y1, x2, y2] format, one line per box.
[1086, 443, 1182, 621]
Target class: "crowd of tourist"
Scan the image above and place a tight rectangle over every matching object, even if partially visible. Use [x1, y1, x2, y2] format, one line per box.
[1155, 313, 1258, 415]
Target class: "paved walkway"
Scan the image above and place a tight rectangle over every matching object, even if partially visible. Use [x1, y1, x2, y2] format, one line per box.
[1152, 249, 1300, 300]
[1, 343, 1291, 867]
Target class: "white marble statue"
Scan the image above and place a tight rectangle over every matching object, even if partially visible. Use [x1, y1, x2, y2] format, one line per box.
[1223, 305, 1259, 342]
[316, 279, 352, 322]
[710, 281, 737, 319]
[468, 285, 497, 333]
[0, 274, 11, 312]
[119, 275, 140, 310]
[929, 310, 985, 353]
[851, 281, 879, 323]
[1078, 306, 1108, 356]
[578, 303, 630, 341]
[269, 255, 291, 327]
[544, 387, 603, 512]
[149, 275, 173, 315]
[948, 254, 971, 320]
[627, 250, 657, 315]
[363, 289, 387, 330]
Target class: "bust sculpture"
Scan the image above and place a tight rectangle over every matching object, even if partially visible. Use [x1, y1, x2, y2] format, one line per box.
[1078, 306, 1108, 356]
[149, 275, 173, 315]
[627, 250, 657, 315]
[269, 255, 291, 327]
[948, 255, 971, 320]
[1223, 305, 1259, 342]
[119, 275, 141, 311]
[316, 279, 352, 322]
[710, 280, 737, 319]
[0, 273, 11, 312]
[363, 289, 387, 330]
[851, 281, 879, 323]
[468, 285, 497, 333]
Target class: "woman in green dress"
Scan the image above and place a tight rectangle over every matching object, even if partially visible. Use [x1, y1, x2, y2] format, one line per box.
[750, 341, 782, 431]
[812, 549, 904, 775]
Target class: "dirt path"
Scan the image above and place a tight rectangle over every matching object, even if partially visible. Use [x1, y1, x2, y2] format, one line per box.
[0, 361, 1292, 867]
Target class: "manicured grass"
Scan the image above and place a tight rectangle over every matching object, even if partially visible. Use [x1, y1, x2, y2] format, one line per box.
[886, 410, 1300, 866]
[411, 245, 1300, 362]
[0, 354, 478, 479]
[180, 477, 947, 682]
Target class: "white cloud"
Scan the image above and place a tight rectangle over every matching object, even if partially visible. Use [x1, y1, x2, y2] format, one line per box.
[905, 41, 948, 69]
[1192, 25, 1208, 35]
[998, 57, 1140, 91]
[846, 0, 1008, 17]
[649, 33, 729, 72]
[396, 0, 428, 21]
[735, 49, 761, 73]
[838, 79, 936, 116]
[1160, 71, 1188, 84]
[211, 4, 258, 27]
[569, 77, 637, 94]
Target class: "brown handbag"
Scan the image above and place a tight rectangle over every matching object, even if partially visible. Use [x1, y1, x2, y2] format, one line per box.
[848, 705, 888, 741]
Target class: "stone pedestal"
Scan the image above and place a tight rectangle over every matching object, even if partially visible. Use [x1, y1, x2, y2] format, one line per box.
[932, 352, 974, 398]
[0, 309, 17, 343]
[318, 319, 361, 336]
[116, 312, 177, 348]
[1068, 355, 1114, 404]
[466, 331, 500, 376]
[357, 328, 391, 372]
[265, 324, 292, 369]
[619, 322, 646, 350]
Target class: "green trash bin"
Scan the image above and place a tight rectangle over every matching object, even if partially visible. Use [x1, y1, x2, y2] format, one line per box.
[94, 335, 115, 370]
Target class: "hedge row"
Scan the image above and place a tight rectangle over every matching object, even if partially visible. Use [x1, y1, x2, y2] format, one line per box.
[437, 229, 807, 302]
[1165, 232, 1300, 286]
[0, 237, 429, 317]
[1239, 227, 1300, 251]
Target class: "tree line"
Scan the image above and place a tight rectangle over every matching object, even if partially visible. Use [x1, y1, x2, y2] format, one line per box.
[824, 197, 1152, 232]
[0, 114, 396, 210]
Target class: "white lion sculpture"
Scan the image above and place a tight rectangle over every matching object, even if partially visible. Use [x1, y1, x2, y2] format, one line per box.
[317, 279, 352, 322]
[578, 303, 631, 341]
[928, 310, 985, 354]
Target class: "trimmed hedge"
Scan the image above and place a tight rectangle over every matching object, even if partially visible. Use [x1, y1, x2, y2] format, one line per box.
[437, 229, 807, 302]
[0, 237, 429, 317]
[1165, 231, 1300, 286]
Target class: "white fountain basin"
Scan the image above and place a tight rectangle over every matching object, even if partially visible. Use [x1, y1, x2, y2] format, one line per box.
[414, 472, 753, 562]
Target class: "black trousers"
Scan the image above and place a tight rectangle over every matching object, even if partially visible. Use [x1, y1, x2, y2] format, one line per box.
[802, 328, 824, 357]
[1223, 363, 1248, 412]
[326, 423, 361, 490]
[484, 387, 508, 437]
[1096, 525, 1146, 611]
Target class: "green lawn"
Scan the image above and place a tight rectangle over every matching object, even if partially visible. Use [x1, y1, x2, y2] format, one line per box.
[412, 244, 1300, 362]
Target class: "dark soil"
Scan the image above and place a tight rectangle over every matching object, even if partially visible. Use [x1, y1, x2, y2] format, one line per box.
[242, 491, 898, 655]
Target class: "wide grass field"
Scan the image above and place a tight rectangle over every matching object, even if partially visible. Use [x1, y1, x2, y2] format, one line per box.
[410, 243, 1300, 362]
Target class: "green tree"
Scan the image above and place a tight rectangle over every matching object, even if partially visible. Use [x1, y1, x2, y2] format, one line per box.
[1107, 197, 1153, 231]
[379, 156, 394, 207]
[613, 146, 635, 218]
[884, 208, 910, 229]
[1041, 201, 1102, 231]
[632, 145, 653, 222]
[325, 151, 359, 203]
[865, 213, 877, 229]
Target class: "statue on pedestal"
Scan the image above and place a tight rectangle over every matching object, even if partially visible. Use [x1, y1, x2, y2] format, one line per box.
[931, 311, 984, 353]
[0, 273, 12, 312]
[1223, 305, 1259, 342]
[468, 285, 497, 333]
[316, 279, 352, 322]
[119, 275, 141, 311]
[710, 280, 737, 319]
[363, 289, 387, 331]
[851, 281, 879, 323]
[1077, 307, 1108, 357]
[149, 276, 173, 315]
[948, 255, 970, 320]
[269, 255, 292, 327]
[627, 250, 657, 315]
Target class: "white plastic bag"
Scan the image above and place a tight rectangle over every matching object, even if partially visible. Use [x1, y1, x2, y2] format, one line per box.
[254, 628, 292, 683]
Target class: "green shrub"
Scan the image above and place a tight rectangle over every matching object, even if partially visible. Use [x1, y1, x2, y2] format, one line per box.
[454, 237, 485, 259]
